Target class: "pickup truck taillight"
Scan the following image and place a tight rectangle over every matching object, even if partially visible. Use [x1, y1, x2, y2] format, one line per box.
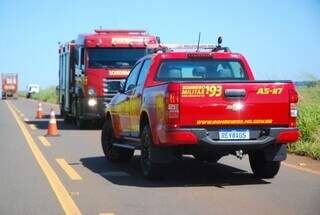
[289, 89, 298, 127]
[166, 89, 180, 128]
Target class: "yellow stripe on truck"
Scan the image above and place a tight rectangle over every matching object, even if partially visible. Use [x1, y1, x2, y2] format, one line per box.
[196, 119, 273, 125]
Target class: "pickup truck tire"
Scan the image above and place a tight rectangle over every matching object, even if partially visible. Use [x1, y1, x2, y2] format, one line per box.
[140, 125, 163, 179]
[249, 151, 281, 178]
[101, 120, 133, 162]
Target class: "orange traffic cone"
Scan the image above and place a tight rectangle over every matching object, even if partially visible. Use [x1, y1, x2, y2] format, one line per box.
[36, 102, 44, 119]
[46, 109, 59, 136]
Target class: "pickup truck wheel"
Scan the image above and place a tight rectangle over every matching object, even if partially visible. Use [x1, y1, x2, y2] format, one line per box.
[249, 152, 281, 178]
[140, 125, 163, 179]
[101, 120, 133, 162]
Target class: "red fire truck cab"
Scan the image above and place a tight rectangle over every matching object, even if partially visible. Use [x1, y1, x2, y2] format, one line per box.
[58, 30, 159, 128]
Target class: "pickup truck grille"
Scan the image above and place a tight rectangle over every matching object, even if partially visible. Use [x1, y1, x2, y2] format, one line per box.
[102, 78, 125, 105]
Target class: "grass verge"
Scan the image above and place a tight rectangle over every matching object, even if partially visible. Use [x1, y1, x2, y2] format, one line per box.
[20, 86, 58, 104]
[288, 82, 320, 160]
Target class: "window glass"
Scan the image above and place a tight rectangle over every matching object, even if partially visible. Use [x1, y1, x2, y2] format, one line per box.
[87, 48, 146, 69]
[124, 62, 141, 92]
[156, 59, 247, 81]
[80, 48, 84, 65]
[137, 59, 151, 86]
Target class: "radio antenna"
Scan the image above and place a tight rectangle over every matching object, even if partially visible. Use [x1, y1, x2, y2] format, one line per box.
[196, 32, 201, 52]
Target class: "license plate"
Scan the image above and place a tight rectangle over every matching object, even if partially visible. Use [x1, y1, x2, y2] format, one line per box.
[219, 129, 250, 140]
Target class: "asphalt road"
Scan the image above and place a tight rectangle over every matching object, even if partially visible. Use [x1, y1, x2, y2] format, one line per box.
[1, 98, 320, 215]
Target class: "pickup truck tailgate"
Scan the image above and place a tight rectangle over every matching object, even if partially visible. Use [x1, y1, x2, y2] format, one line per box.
[179, 82, 291, 127]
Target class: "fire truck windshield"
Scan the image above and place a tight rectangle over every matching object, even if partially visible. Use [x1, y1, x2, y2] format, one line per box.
[88, 48, 145, 69]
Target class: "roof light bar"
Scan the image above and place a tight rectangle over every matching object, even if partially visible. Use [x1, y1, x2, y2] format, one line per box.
[161, 44, 216, 50]
[94, 29, 147, 35]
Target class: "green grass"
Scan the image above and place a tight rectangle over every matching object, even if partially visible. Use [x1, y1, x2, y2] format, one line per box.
[25, 86, 59, 104]
[288, 82, 320, 160]
[18, 91, 27, 97]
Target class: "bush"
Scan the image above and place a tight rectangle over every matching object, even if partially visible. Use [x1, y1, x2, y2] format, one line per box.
[288, 83, 320, 160]
[31, 86, 58, 104]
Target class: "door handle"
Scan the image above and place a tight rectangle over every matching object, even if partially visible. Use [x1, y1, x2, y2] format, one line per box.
[224, 89, 246, 99]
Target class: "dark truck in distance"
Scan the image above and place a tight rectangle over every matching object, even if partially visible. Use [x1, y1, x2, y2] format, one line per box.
[101, 42, 300, 179]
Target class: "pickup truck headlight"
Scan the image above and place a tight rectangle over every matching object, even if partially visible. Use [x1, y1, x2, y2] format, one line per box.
[88, 87, 96, 96]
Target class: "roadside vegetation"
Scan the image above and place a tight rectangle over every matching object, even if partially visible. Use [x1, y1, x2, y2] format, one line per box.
[288, 81, 320, 160]
[20, 86, 58, 104]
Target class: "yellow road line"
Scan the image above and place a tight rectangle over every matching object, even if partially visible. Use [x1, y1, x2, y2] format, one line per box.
[38, 136, 51, 147]
[29, 124, 37, 130]
[6, 101, 81, 215]
[99, 213, 114, 215]
[56, 159, 82, 181]
[12, 106, 19, 112]
[283, 162, 320, 176]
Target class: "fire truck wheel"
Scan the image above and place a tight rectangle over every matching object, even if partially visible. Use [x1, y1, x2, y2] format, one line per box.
[101, 120, 133, 162]
[140, 125, 164, 179]
[63, 113, 72, 124]
[75, 115, 87, 129]
[60, 101, 71, 123]
[249, 151, 281, 178]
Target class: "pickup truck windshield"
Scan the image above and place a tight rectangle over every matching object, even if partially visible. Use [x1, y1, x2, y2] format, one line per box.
[88, 48, 145, 69]
[156, 59, 248, 81]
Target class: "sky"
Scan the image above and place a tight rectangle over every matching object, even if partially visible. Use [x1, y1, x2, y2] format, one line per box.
[0, 0, 319, 90]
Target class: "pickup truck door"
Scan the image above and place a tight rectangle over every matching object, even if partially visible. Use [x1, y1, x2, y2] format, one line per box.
[119, 62, 142, 137]
[129, 59, 151, 137]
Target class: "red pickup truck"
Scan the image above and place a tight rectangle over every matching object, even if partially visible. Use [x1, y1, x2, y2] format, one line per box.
[101, 43, 300, 179]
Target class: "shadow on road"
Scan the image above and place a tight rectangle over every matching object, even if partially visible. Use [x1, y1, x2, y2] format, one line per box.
[25, 119, 100, 130]
[36, 114, 63, 119]
[80, 155, 270, 188]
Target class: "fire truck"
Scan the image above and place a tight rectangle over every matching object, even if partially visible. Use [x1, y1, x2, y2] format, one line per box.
[1, 73, 18, 99]
[58, 29, 159, 128]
